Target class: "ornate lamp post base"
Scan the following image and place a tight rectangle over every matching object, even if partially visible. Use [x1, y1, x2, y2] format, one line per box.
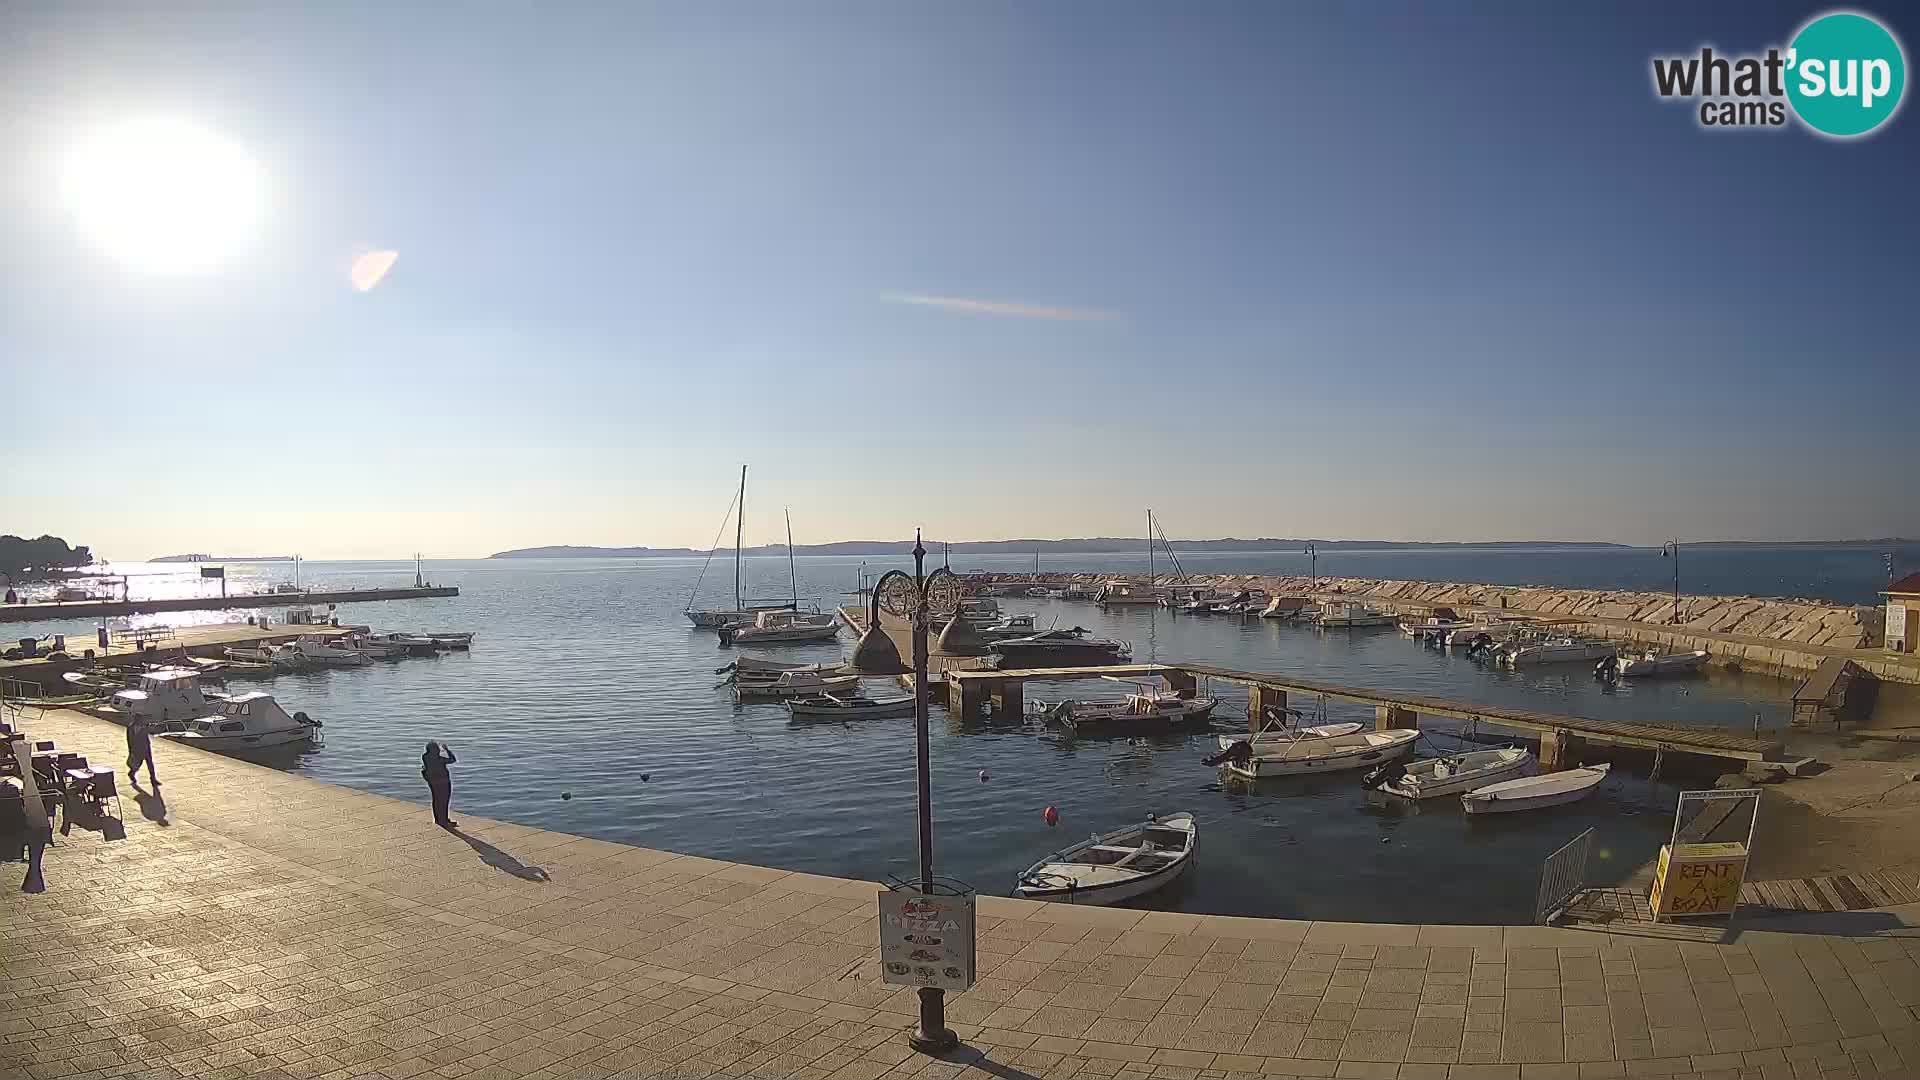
[909, 985, 958, 1053]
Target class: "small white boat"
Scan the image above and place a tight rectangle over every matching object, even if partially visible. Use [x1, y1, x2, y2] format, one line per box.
[1499, 638, 1616, 667]
[1044, 692, 1216, 734]
[1026, 586, 1050, 598]
[1374, 747, 1532, 800]
[162, 692, 322, 751]
[1095, 581, 1162, 607]
[1462, 763, 1611, 814]
[187, 655, 277, 680]
[1043, 588, 1069, 599]
[1317, 601, 1397, 629]
[786, 693, 914, 720]
[289, 635, 372, 668]
[1611, 649, 1709, 677]
[1401, 618, 1479, 640]
[342, 633, 406, 660]
[1215, 722, 1364, 751]
[1260, 596, 1315, 620]
[686, 605, 795, 629]
[228, 643, 309, 671]
[427, 632, 474, 650]
[724, 610, 839, 644]
[728, 655, 843, 680]
[976, 614, 1039, 640]
[1220, 728, 1419, 779]
[1015, 812, 1197, 906]
[740, 670, 863, 699]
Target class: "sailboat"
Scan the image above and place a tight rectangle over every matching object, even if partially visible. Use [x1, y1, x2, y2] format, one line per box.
[719, 510, 837, 645]
[684, 466, 801, 628]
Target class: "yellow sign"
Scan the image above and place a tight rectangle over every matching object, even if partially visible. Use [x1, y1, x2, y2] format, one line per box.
[1648, 843, 1748, 917]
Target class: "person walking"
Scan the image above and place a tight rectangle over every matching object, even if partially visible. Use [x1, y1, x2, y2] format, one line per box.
[421, 741, 457, 828]
[126, 716, 159, 788]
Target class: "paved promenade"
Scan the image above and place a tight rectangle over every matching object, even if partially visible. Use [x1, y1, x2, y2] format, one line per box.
[5, 708, 1919, 1080]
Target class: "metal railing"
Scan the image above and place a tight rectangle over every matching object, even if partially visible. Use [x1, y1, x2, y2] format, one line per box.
[1536, 827, 1595, 924]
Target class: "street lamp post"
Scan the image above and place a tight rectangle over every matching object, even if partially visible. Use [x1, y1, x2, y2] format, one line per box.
[1661, 541, 1681, 623]
[1304, 542, 1318, 594]
[845, 531, 984, 1055]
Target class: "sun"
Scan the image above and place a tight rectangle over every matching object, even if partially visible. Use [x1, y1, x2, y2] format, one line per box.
[60, 116, 265, 273]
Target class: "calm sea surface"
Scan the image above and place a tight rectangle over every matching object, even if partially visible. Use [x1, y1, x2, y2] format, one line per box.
[12, 544, 1913, 923]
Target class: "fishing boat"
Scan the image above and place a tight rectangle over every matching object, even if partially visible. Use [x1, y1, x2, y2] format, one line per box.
[1606, 649, 1710, 678]
[1014, 812, 1197, 906]
[1316, 601, 1396, 629]
[1214, 722, 1364, 752]
[87, 668, 223, 726]
[1370, 747, 1532, 800]
[786, 693, 914, 720]
[1213, 728, 1418, 779]
[1462, 763, 1611, 814]
[362, 632, 440, 656]
[992, 628, 1132, 668]
[288, 635, 372, 668]
[162, 692, 322, 751]
[739, 670, 863, 699]
[1498, 638, 1616, 667]
[1042, 691, 1215, 734]
[724, 609, 840, 645]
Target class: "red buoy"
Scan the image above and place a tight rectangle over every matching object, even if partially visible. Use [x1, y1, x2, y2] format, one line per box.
[1043, 805, 1059, 827]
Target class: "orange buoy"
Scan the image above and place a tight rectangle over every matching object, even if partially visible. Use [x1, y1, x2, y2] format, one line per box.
[1043, 805, 1059, 827]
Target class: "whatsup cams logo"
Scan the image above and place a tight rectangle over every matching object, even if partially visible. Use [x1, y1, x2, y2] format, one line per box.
[1652, 10, 1907, 137]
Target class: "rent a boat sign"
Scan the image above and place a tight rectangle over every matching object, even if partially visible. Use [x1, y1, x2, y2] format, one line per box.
[878, 888, 975, 992]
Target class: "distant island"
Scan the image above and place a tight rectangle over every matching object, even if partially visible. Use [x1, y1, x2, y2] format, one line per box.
[492, 537, 1916, 559]
[493, 538, 1639, 559]
[151, 554, 294, 563]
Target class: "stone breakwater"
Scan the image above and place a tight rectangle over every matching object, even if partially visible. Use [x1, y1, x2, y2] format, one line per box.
[991, 572, 1873, 647]
[983, 572, 1917, 684]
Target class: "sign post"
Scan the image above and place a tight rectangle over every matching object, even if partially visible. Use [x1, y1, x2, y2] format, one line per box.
[879, 880, 974, 994]
[1648, 788, 1760, 920]
[200, 565, 226, 598]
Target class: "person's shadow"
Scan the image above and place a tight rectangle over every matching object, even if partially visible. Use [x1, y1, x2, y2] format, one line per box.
[449, 827, 550, 882]
[134, 788, 169, 826]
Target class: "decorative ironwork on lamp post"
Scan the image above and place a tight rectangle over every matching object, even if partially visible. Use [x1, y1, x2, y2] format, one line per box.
[844, 531, 984, 1054]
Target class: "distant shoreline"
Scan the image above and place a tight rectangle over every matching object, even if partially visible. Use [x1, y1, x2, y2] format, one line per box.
[489, 538, 1914, 559]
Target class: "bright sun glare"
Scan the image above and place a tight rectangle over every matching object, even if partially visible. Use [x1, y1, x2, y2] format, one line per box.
[60, 116, 264, 273]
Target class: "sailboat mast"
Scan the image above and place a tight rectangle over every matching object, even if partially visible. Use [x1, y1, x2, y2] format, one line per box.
[785, 509, 798, 610]
[734, 465, 746, 611]
[1147, 509, 1154, 590]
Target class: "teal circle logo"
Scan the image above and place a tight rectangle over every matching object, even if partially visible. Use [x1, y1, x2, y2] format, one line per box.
[1787, 12, 1907, 137]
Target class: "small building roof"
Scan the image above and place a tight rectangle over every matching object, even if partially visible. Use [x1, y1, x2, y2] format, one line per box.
[1885, 572, 1920, 597]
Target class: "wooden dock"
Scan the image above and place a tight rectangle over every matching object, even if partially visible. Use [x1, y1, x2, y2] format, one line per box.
[944, 660, 1786, 767]
[0, 584, 458, 625]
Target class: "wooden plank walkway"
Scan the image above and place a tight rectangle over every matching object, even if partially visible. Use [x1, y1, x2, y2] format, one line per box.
[1739, 870, 1920, 913]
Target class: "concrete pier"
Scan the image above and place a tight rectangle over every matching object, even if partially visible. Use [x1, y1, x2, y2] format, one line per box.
[5, 706, 1919, 1079]
[0, 620, 453, 692]
[0, 584, 459, 625]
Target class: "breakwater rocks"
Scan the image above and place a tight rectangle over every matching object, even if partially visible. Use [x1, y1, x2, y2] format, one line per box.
[981, 572, 1882, 663]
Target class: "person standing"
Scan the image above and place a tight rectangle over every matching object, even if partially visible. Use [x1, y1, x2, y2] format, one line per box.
[126, 716, 159, 788]
[421, 741, 457, 827]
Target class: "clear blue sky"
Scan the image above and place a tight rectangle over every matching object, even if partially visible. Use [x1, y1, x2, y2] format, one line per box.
[2, 2, 1914, 558]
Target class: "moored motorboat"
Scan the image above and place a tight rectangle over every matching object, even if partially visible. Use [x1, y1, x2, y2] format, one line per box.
[1043, 691, 1215, 735]
[1215, 722, 1364, 752]
[1461, 763, 1611, 814]
[1015, 812, 1196, 906]
[975, 614, 1039, 641]
[1211, 728, 1418, 779]
[1602, 649, 1710, 678]
[1369, 746, 1532, 800]
[1498, 638, 1616, 667]
[289, 635, 372, 668]
[1260, 596, 1314, 620]
[162, 692, 322, 751]
[426, 632, 474, 650]
[187, 655, 277, 680]
[1317, 601, 1397, 629]
[992, 628, 1132, 668]
[786, 693, 914, 720]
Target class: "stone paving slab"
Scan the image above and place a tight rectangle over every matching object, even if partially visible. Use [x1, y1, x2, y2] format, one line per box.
[4, 708, 1919, 1080]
